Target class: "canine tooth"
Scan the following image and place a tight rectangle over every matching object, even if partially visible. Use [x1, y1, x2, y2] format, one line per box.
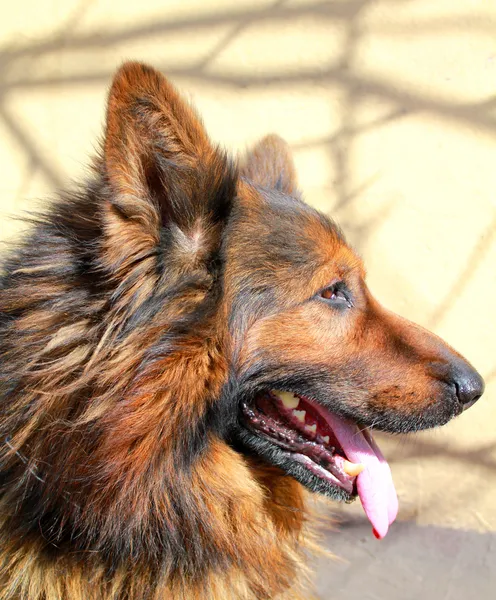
[305, 423, 317, 434]
[343, 460, 365, 477]
[293, 410, 306, 423]
[322, 435, 330, 444]
[276, 391, 300, 409]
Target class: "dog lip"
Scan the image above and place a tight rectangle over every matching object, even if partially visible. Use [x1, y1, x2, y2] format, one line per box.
[241, 390, 399, 538]
[240, 393, 358, 493]
[238, 423, 358, 504]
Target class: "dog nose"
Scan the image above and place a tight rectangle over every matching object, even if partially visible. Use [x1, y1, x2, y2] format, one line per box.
[452, 362, 485, 410]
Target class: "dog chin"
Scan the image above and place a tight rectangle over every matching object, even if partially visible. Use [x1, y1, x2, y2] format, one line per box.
[237, 428, 354, 503]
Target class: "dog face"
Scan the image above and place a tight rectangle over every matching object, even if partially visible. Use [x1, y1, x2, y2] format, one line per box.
[219, 146, 483, 534]
[0, 61, 484, 577]
[226, 172, 483, 433]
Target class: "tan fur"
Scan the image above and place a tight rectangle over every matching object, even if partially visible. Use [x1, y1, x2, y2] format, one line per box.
[0, 62, 483, 600]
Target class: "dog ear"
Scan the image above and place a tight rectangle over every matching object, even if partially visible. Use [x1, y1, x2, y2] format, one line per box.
[101, 62, 236, 275]
[241, 134, 297, 195]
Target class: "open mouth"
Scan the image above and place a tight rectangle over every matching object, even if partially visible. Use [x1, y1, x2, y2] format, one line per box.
[241, 390, 399, 538]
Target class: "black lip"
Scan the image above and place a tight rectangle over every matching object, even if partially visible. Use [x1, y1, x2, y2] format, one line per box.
[229, 374, 462, 501]
[237, 425, 355, 502]
[240, 396, 356, 492]
[302, 388, 462, 435]
[234, 388, 360, 501]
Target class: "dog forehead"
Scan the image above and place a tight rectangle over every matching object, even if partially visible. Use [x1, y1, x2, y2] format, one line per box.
[223, 184, 365, 326]
[230, 183, 355, 273]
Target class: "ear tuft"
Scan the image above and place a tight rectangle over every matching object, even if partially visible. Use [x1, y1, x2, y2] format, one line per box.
[104, 61, 212, 214]
[241, 134, 297, 195]
[100, 62, 236, 278]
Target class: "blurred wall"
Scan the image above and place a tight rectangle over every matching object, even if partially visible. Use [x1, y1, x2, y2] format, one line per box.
[0, 0, 495, 585]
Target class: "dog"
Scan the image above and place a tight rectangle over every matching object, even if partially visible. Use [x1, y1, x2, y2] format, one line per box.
[0, 62, 484, 600]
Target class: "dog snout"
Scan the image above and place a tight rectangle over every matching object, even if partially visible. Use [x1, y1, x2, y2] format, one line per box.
[449, 358, 485, 410]
[377, 303, 485, 414]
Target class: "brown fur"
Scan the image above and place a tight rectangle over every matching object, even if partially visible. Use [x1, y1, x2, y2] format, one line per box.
[0, 62, 482, 599]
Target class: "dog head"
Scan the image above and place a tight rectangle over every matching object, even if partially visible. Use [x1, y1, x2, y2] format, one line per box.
[101, 62, 483, 537]
[222, 134, 484, 535]
[0, 62, 483, 567]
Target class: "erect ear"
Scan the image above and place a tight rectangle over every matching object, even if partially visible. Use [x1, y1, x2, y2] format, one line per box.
[241, 134, 297, 195]
[101, 62, 236, 276]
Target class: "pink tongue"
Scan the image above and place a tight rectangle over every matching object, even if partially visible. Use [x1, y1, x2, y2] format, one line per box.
[323, 413, 398, 539]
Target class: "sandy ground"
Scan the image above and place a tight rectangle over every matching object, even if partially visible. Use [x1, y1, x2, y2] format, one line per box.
[0, 1, 495, 597]
[314, 517, 496, 600]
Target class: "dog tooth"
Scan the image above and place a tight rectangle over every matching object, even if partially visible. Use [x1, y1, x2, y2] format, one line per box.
[343, 460, 365, 477]
[322, 435, 330, 444]
[293, 409, 306, 423]
[305, 423, 317, 434]
[276, 391, 300, 410]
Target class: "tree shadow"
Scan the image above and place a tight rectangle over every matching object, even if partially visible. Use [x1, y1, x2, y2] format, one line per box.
[428, 214, 496, 329]
[0, 2, 493, 384]
[1, 0, 494, 256]
[1, 1, 495, 591]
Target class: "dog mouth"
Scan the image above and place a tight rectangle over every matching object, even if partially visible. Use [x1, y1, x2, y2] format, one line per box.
[241, 390, 399, 538]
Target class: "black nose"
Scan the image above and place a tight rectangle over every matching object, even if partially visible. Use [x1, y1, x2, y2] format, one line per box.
[452, 361, 485, 410]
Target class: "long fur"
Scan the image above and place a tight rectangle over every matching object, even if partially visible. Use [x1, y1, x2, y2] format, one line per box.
[0, 62, 318, 600]
[0, 62, 482, 599]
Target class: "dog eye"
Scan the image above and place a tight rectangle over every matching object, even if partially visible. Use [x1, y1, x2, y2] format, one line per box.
[319, 284, 353, 308]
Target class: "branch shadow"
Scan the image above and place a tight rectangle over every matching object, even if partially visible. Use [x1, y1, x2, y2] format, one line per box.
[385, 435, 496, 473]
[0, 2, 495, 592]
[0, 3, 492, 380]
[0, 0, 494, 218]
[428, 214, 496, 328]
[0, 0, 492, 382]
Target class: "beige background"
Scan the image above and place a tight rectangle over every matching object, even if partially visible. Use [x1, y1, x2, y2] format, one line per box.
[0, 0, 495, 596]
